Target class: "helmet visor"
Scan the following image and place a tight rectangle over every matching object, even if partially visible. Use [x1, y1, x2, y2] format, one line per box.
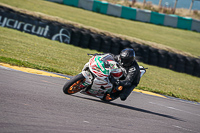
[121, 58, 133, 67]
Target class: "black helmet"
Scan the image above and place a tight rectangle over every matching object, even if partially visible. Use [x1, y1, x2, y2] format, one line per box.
[119, 48, 135, 67]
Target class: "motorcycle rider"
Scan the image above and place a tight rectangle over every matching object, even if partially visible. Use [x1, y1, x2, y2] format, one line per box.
[105, 48, 141, 101]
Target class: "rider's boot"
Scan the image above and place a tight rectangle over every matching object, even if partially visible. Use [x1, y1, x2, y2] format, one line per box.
[105, 94, 112, 101]
[105, 86, 123, 101]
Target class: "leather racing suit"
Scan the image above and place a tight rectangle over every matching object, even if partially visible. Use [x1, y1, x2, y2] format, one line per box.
[110, 54, 141, 101]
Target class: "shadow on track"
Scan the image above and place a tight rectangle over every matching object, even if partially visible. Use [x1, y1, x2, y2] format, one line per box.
[70, 94, 184, 122]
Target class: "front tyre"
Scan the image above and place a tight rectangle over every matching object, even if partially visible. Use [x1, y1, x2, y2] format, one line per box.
[63, 74, 86, 95]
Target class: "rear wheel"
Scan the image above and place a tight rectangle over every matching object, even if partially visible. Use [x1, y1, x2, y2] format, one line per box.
[63, 74, 86, 94]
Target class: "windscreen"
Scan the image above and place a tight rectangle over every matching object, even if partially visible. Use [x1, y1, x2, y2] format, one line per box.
[100, 54, 115, 68]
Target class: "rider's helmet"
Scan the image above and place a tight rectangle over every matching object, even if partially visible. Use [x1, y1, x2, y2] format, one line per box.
[119, 48, 135, 67]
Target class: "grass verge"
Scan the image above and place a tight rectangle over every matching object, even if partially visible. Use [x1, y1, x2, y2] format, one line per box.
[0, 27, 200, 102]
[0, 56, 61, 73]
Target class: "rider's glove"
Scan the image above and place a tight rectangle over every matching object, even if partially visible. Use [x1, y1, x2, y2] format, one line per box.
[109, 75, 120, 86]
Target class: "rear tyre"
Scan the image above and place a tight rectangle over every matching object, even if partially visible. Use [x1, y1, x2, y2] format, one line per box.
[63, 74, 86, 95]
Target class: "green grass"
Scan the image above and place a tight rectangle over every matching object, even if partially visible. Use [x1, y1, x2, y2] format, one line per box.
[0, 27, 97, 75]
[0, 0, 200, 57]
[0, 27, 200, 102]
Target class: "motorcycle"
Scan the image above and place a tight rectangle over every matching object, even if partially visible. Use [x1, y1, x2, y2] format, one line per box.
[63, 53, 147, 102]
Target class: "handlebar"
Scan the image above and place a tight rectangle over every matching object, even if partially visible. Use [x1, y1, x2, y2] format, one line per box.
[87, 53, 94, 56]
[87, 53, 105, 56]
[140, 68, 148, 70]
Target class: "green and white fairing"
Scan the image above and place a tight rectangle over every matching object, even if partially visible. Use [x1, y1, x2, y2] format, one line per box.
[81, 54, 123, 98]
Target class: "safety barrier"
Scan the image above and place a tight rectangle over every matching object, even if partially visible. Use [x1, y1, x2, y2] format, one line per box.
[79, 0, 94, 11]
[0, 5, 72, 47]
[57, 0, 200, 32]
[0, 5, 200, 77]
[164, 14, 178, 28]
[150, 12, 165, 25]
[136, 9, 151, 23]
[121, 6, 137, 20]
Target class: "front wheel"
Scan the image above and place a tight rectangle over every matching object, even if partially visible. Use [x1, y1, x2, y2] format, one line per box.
[63, 74, 86, 94]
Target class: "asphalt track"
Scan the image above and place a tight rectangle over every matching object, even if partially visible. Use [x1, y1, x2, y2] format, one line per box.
[0, 65, 200, 133]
